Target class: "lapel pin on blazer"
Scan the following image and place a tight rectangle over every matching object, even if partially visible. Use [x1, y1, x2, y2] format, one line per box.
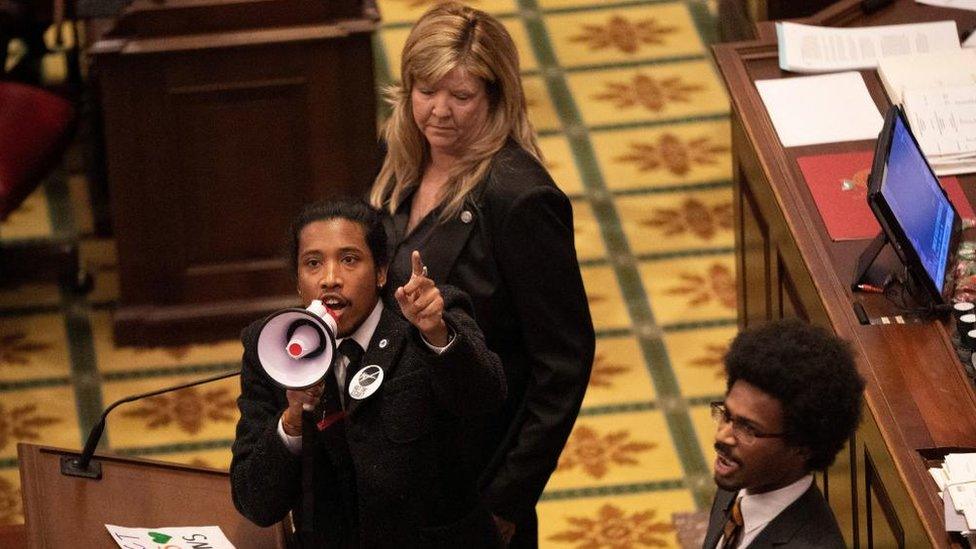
[348, 365, 384, 400]
[460, 210, 473, 224]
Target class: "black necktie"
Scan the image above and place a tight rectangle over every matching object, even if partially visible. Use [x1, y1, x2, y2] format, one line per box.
[338, 339, 364, 405]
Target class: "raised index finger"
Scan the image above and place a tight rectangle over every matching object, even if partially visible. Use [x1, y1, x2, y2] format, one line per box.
[411, 250, 427, 279]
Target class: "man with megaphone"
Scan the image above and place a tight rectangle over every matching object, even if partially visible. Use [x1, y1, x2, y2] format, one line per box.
[231, 199, 507, 548]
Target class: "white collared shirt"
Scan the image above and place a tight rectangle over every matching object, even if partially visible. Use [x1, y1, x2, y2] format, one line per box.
[718, 474, 814, 548]
[334, 300, 385, 402]
[277, 300, 453, 453]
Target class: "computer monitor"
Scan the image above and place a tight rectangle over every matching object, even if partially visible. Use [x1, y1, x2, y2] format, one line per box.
[865, 105, 960, 305]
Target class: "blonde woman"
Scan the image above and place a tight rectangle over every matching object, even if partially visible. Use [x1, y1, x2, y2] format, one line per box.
[371, 3, 594, 546]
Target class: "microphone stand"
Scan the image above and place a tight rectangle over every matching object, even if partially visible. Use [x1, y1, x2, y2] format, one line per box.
[61, 369, 240, 479]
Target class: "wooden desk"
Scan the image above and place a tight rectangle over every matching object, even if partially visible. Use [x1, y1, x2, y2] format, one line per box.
[713, 1, 976, 547]
[90, 0, 380, 345]
[18, 444, 289, 547]
[0, 524, 26, 548]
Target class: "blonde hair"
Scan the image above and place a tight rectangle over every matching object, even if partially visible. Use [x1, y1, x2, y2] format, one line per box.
[370, 1, 542, 221]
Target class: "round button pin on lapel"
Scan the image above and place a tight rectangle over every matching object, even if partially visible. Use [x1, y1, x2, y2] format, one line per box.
[349, 365, 384, 400]
[378, 339, 388, 349]
[460, 210, 473, 224]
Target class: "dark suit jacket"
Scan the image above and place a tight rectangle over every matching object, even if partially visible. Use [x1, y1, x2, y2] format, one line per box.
[702, 484, 846, 548]
[230, 289, 506, 548]
[383, 141, 596, 542]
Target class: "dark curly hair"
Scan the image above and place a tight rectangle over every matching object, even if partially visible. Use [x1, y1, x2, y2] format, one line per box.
[724, 319, 865, 470]
[287, 199, 389, 275]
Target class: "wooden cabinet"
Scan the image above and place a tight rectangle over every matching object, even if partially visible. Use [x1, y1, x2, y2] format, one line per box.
[714, 1, 976, 546]
[90, 0, 380, 345]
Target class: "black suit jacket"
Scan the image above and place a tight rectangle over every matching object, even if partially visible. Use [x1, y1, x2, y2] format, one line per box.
[702, 484, 846, 548]
[230, 289, 506, 548]
[383, 141, 596, 539]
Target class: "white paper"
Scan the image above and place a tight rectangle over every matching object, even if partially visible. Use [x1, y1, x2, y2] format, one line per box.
[947, 489, 971, 532]
[948, 483, 976, 530]
[930, 160, 976, 176]
[105, 525, 236, 549]
[776, 21, 960, 73]
[931, 466, 950, 492]
[755, 72, 883, 147]
[877, 50, 976, 105]
[918, 0, 976, 11]
[903, 85, 976, 176]
[945, 453, 976, 483]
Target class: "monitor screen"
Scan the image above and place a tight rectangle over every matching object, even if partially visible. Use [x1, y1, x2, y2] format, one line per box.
[878, 110, 957, 296]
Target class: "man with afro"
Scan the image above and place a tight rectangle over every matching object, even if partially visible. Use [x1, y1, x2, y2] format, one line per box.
[702, 319, 865, 548]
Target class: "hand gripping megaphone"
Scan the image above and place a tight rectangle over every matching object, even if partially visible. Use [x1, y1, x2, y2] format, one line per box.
[256, 300, 338, 389]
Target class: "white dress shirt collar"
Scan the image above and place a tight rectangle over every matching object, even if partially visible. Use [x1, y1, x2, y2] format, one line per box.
[734, 474, 814, 547]
[338, 299, 383, 353]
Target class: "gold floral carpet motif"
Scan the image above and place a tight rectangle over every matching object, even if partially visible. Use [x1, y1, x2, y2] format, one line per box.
[0, 1, 735, 546]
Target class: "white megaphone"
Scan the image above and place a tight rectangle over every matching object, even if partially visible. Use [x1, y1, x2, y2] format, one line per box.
[256, 300, 338, 390]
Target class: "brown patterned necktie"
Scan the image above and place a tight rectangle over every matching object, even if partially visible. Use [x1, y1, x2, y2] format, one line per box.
[721, 497, 743, 549]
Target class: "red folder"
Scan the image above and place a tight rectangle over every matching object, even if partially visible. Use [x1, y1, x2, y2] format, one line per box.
[796, 151, 972, 241]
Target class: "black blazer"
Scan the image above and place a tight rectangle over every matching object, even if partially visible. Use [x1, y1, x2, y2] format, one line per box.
[383, 141, 596, 531]
[702, 484, 846, 548]
[230, 289, 506, 548]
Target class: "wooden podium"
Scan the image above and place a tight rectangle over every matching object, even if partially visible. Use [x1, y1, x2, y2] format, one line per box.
[18, 443, 289, 548]
[89, 0, 380, 345]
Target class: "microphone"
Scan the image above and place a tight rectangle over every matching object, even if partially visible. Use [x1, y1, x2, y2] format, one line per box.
[60, 369, 240, 479]
[61, 301, 335, 479]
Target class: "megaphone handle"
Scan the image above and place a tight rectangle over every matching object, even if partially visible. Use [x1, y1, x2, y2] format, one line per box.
[300, 409, 316, 535]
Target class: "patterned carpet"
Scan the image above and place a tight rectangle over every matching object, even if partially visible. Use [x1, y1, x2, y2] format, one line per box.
[0, 1, 736, 546]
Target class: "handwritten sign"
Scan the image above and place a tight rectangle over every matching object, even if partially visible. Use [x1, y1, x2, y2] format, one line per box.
[105, 524, 236, 549]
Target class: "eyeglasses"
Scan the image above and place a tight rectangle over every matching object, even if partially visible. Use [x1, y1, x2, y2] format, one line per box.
[710, 401, 787, 445]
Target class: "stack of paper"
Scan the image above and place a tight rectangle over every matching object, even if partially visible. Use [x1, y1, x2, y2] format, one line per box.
[776, 20, 961, 73]
[877, 50, 976, 105]
[875, 49, 976, 175]
[903, 85, 976, 175]
[930, 453, 976, 533]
